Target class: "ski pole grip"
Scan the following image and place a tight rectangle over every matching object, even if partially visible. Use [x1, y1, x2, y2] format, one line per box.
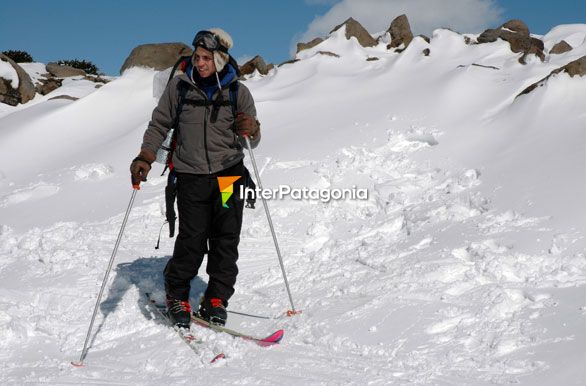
[131, 176, 141, 190]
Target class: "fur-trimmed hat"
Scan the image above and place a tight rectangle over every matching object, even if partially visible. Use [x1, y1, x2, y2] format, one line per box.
[209, 28, 232, 72]
[192, 28, 233, 72]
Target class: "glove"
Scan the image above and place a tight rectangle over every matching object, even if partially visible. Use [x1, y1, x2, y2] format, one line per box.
[235, 112, 260, 138]
[130, 149, 155, 187]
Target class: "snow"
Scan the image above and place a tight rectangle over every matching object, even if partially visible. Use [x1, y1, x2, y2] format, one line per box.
[0, 59, 19, 88]
[18, 62, 47, 86]
[1, 24, 586, 385]
[542, 24, 586, 50]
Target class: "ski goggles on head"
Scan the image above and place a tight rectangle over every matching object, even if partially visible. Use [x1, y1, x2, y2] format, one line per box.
[192, 30, 228, 53]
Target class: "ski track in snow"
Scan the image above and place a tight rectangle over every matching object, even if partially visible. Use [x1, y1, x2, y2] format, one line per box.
[0, 183, 60, 208]
[1, 120, 584, 385]
[0, 163, 114, 209]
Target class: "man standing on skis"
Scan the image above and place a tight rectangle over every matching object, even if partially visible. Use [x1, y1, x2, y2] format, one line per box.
[130, 28, 260, 327]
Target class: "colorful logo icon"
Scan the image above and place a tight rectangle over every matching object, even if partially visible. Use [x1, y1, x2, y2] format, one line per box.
[217, 176, 241, 208]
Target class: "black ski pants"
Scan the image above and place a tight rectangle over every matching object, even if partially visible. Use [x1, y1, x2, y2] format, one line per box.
[164, 161, 245, 303]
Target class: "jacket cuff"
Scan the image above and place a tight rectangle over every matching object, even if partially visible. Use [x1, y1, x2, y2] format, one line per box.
[138, 148, 157, 164]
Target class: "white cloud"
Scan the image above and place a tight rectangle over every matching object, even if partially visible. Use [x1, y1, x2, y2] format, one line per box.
[299, 0, 504, 43]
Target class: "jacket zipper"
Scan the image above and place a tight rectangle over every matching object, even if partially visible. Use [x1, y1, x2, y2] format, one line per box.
[203, 107, 212, 174]
[187, 78, 225, 175]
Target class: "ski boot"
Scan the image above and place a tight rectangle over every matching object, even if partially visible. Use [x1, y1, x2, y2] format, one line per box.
[197, 297, 227, 326]
[166, 295, 192, 329]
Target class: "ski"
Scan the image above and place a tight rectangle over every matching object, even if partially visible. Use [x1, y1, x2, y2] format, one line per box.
[145, 293, 284, 348]
[191, 313, 284, 347]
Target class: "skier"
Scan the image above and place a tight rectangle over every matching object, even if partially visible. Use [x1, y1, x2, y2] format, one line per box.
[130, 28, 261, 327]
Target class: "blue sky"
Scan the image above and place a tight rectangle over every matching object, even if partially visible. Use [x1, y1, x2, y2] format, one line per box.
[1, 0, 584, 75]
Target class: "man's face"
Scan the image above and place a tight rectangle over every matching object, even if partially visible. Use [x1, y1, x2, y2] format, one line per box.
[194, 46, 216, 78]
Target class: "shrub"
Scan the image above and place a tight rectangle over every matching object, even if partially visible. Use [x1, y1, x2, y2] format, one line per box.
[2, 50, 33, 63]
[57, 59, 100, 75]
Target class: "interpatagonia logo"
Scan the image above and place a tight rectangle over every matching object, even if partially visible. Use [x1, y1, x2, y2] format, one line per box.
[217, 176, 241, 208]
[240, 185, 369, 202]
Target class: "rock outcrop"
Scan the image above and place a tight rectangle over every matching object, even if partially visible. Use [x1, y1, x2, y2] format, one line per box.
[49, 95, 79, 101]
[35, 77, 63, 95]
[556, 55, 586, 77]
[330, 18, 377, 47]
[278, 59, 300, 67]
[477, 19, 545, 64]
[120, 43, 192, 74]
[517, 55, 586, 97]
[387, 14, 414, 51]
[0, 53, 36, 106]
[296, 38, 324, 53]
[240, 55, 271, 76]
[318, 51, 340, 58]
[550, 40, 573, 55]
[47, 62, 86, 77]
[84, 74, 110, 84]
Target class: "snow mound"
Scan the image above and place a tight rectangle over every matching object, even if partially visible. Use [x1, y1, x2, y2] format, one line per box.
[72, 163, 114, 181]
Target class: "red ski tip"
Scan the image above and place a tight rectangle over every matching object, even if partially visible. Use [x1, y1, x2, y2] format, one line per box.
[71, 361, 84, 367]
[258, 329, 285, 346]
[211, 353, 226, 363]
[287, 309, 302, 317]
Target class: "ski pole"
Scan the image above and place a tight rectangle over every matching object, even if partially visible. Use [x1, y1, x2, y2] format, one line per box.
[243, 135, 299, 316]
[72, 184, 140, 367]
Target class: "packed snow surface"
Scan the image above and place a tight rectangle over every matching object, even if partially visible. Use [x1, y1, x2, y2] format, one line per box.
[1, 25, 586, 385]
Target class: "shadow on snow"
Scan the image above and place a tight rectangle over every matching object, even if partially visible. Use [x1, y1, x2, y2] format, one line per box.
[88, 256, 207, 350]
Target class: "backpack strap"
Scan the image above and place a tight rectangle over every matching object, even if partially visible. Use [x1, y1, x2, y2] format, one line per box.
[160, 81, 188, 176]
[164, 79, 238, 170]
[168, 55, 191, 83]
[209, 80, 239, 124]
[229, 81, 239, 116]
[159, 81, 187, 239]
[226, 81, 253, 206]
[228, 55, 241, 77]
[173, 81, 188, 128]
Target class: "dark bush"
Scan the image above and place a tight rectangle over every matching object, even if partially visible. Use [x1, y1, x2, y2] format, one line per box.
[57, 59, 100, 75]
[2, 50, 33, 63]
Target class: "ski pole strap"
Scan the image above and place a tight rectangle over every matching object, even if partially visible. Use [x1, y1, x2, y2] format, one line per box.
[165, 170, 178, 237]
[155, 221, 168, 250]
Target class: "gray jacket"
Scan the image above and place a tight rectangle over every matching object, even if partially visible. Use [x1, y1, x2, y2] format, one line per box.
[141, 73, 260, 174]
